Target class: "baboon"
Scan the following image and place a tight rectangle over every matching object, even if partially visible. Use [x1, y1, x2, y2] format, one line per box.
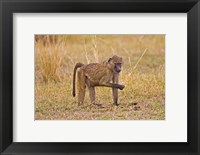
[72, 55, 125, 106]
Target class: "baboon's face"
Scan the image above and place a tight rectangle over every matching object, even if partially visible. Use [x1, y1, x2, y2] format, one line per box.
[114, 63, 122, 73]
[108, 55, 123, 73]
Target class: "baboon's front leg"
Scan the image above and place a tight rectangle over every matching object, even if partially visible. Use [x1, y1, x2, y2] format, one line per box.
[113, 73, 119, 105]
[100, 82, 124, 90]
[77, 70, 86, 106]
[99, 76, 125, 90]
[99, 77, 124, 90]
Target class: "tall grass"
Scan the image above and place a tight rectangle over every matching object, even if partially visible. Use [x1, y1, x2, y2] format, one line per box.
[35, 36, 67, 83]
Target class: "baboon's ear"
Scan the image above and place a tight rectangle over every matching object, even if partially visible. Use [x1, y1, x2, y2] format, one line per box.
[108, 57, 112, 62]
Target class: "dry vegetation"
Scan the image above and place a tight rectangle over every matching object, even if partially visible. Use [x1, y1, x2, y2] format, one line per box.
[35, 35, 165, 120]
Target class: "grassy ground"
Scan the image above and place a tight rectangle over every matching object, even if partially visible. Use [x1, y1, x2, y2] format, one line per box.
[35, 35, 165, 120]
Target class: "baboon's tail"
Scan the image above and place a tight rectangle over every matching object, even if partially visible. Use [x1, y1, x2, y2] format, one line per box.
[72, 62, 84, 97]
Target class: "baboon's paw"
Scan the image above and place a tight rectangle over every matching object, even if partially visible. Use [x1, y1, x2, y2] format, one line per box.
[118, 85, 125, 90]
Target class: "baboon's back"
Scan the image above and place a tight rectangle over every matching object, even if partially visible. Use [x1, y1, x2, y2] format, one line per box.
[84, 63, 113, 85]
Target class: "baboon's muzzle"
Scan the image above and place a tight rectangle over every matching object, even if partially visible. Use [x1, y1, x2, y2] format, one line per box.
[115, 66, 121, 73]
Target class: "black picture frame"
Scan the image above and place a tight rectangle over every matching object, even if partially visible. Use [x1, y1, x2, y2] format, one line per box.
[0, 0, 200, 154]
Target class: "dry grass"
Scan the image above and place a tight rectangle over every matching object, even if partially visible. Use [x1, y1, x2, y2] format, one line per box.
[35, 35, 165, 120]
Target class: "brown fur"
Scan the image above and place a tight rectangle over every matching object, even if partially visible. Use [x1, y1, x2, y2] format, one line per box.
[72, 55, 124, 105]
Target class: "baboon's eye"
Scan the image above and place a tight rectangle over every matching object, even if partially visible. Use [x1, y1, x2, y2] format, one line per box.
[116, 63, 121, 66]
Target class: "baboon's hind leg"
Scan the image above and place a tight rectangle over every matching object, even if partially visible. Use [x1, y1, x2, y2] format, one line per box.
[89, 86, 95, 104]
[86, 79, 96, 104]
[77, 69, 86, 106]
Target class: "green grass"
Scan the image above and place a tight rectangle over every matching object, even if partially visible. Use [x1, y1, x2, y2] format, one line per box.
[35, 35, 165, 120]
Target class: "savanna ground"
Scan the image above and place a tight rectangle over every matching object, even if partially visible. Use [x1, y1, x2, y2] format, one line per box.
[35, 35, 165, 120]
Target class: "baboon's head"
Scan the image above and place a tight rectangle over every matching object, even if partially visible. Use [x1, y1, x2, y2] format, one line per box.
[108, 55, 123, 73]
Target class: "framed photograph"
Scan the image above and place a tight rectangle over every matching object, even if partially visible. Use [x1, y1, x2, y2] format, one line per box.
[0, 0, 200, 154]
